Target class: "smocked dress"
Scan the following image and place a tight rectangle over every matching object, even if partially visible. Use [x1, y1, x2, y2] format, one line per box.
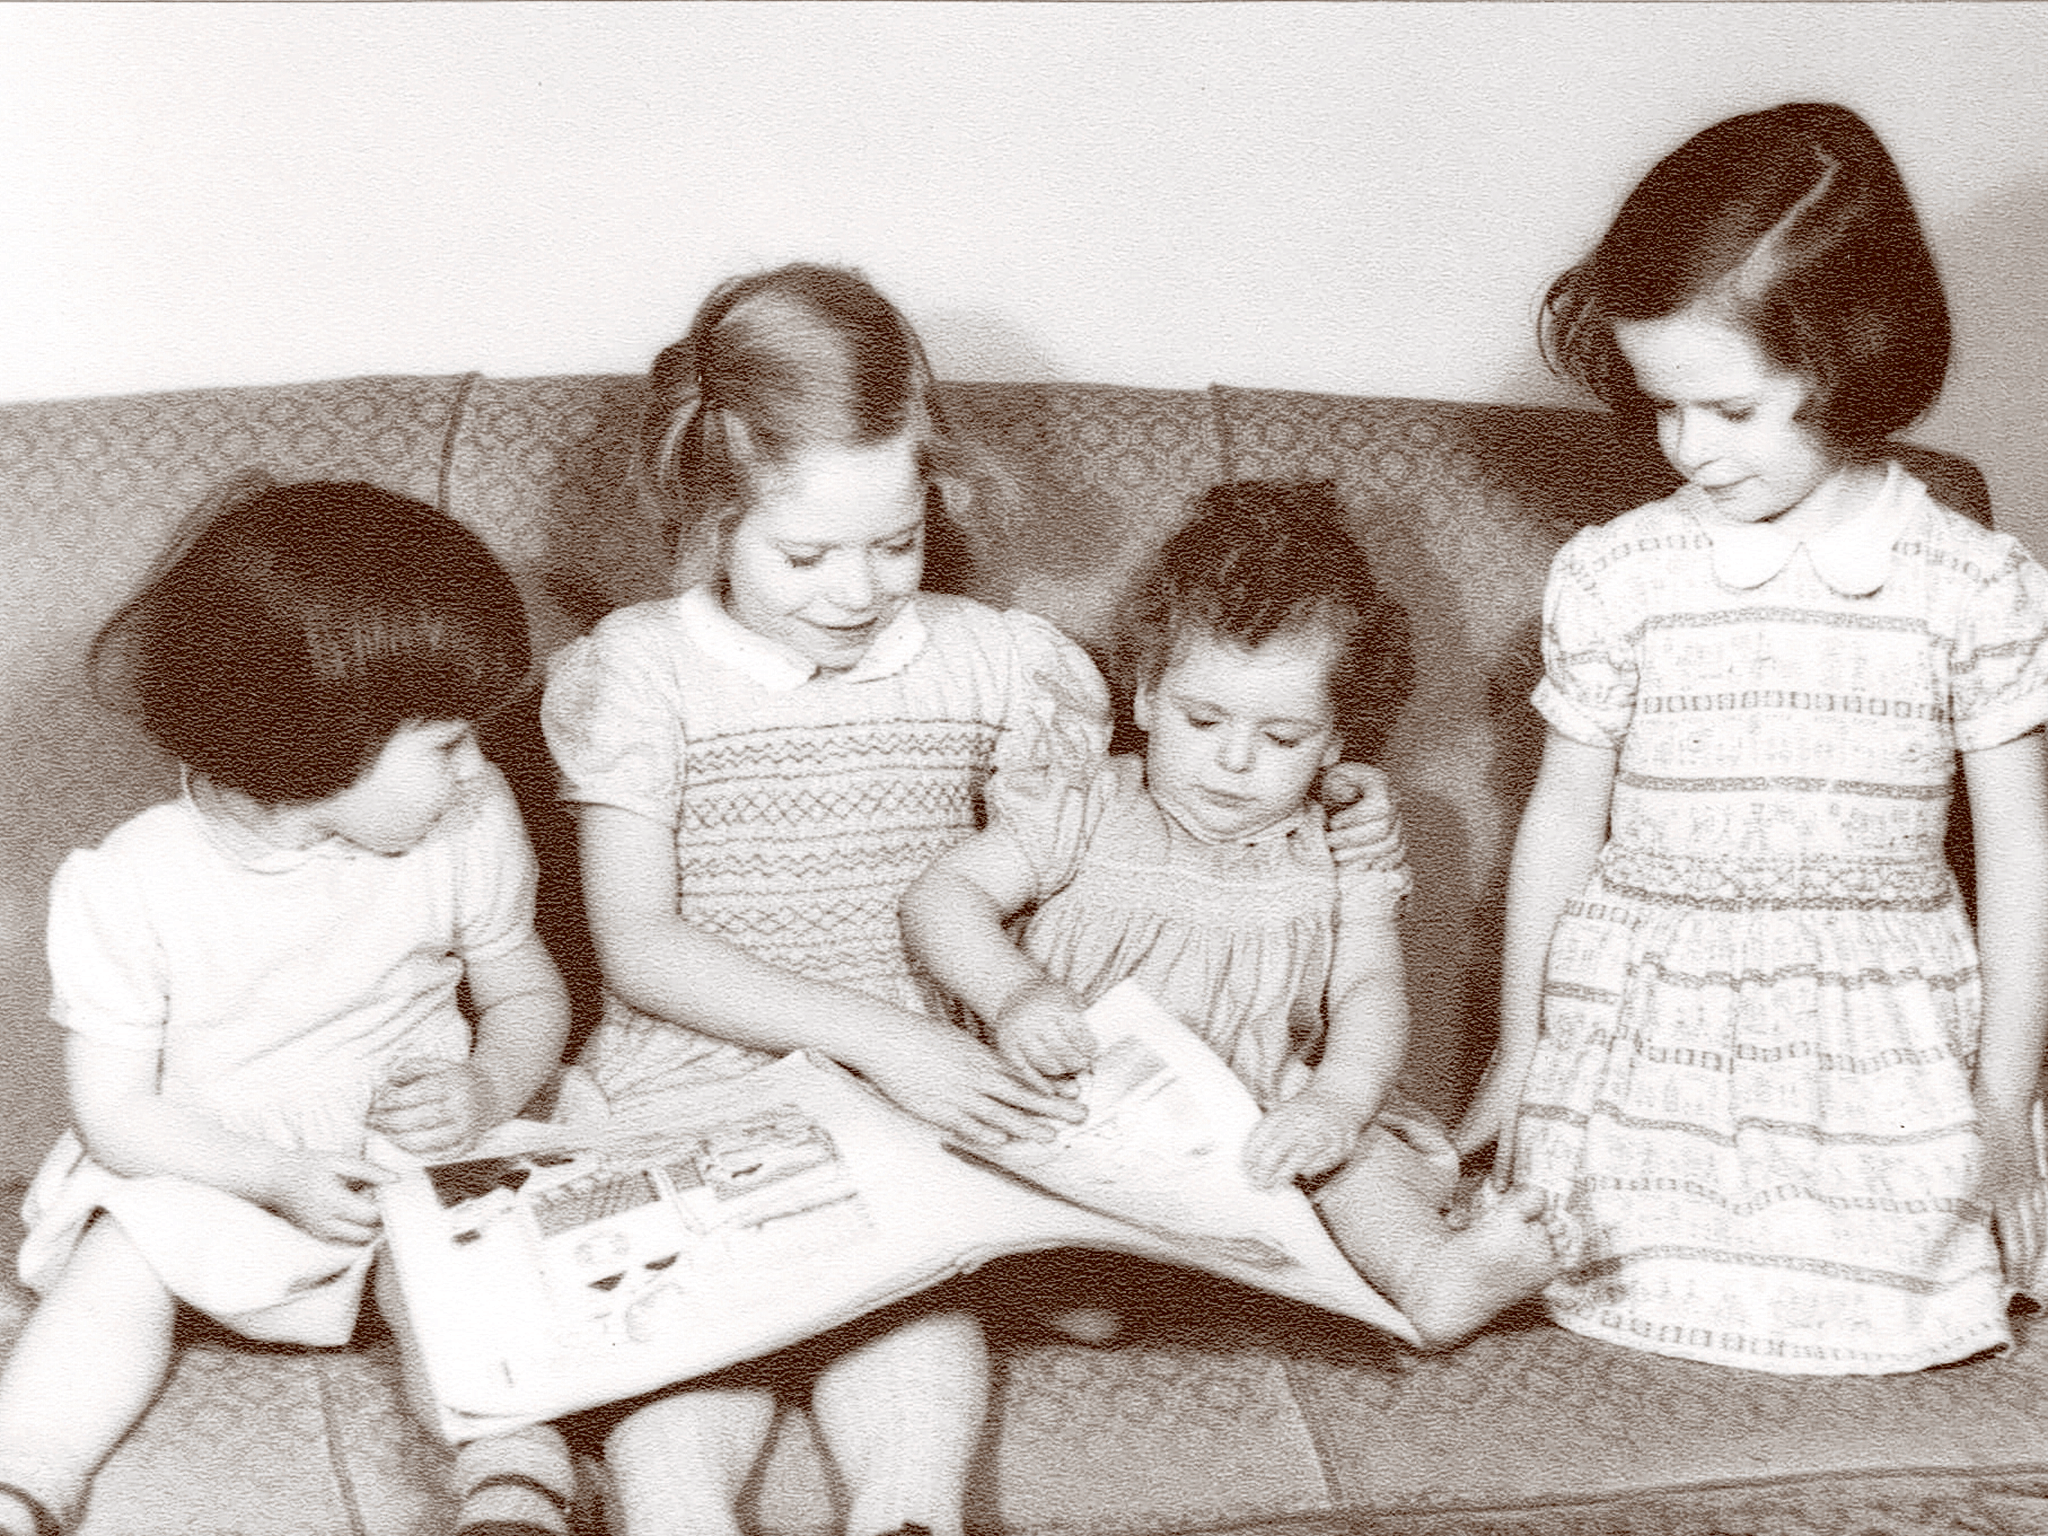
[1513, 464, 2048, 1374]
[988, 755, 1414, 1112]
[21, 768, 540, 1346]
[539, 587, 1110, 1115]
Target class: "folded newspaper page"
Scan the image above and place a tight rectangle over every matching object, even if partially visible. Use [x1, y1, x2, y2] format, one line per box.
[377, 981, 1417, 1441]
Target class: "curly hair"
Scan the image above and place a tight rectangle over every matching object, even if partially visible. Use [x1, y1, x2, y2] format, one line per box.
[1118, 480, 1412, 761]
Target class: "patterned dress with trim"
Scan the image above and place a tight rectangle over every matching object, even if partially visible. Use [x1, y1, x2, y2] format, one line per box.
[540, 587, 1111, 1114]
[1513, 465, 2048, 1374]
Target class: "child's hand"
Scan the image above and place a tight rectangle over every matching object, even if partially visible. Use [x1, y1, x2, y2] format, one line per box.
[264, 1149, 391, 1245]
[860, 1023, 1087, 1149]
[1454, 1050, 1532, 1184]
[1321, 762, 1407, 871]
[368, 1058, 495, 1161]
[1243, 1092, 1361, 1189]
[990, 976, 1098, 1082]
[1979, 1114, 2047, 1289]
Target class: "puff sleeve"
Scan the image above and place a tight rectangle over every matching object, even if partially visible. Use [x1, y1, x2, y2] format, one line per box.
[1529, 535, 1638, 749]
[993, 609, 1112, 781]
[983, 758, 1125, 907]
[1950, 539, 2048, 754]
[47, 847, 169, 1054]
[450, 768, 542, 965]
[541, 613, 686, 826]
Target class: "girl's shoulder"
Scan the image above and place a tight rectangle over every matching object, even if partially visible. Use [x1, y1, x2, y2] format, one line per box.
[1896, 473, 2038, 579]
[562, 594, 692, 664]
[52, 797, 214, 911]
[1548, 494, 1705, 598]
[914, 592, 1085, 653]
[69, 797, 208, 866]
[1560, 492, 1698, 560]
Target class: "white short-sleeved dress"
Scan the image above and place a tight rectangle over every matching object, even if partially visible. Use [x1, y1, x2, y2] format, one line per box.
[22, 768, 540, 1346]
[539, 587, 1111, 1114]
[987, 755, 1412, 1111]
[1514, 464, 2048, 1374]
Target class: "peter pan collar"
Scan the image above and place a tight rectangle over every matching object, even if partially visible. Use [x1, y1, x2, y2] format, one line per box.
[1696, 462, 1917, 597]
[183, 770, 365, 873]
[672, 585, 928, 692]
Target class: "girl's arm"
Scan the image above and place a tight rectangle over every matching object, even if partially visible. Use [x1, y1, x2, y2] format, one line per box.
[68, 1032, 390, 1245]
[369, 930, 572, 1161]
[1243, 892, 1409, 1188]
[579, 803, 1080, 1145]
[1455, 728, 1615, 1165]
[900, 830, 1095, 1082]
[1960, 728, 2048, 1283]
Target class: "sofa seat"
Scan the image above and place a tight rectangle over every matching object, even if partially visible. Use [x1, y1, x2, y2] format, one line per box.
[10, 1202, 2048, 1536]
[1, 370, 2035, 1534]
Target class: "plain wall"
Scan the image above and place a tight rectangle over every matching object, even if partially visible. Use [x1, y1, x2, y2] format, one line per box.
[4, 2, 2045, 545]
[3, 2, 2046, 1175]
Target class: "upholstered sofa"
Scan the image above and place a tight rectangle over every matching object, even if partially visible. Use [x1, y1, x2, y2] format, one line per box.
[5, 371, 2048, 1536]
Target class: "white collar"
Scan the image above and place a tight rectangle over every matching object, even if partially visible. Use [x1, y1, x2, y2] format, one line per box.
[183, 769, 365, 873]
[1696, 462, 1918, 597]
[672, 586, 928, 692]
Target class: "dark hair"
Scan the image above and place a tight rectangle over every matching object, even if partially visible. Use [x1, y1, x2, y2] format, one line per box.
[1540, 102, 1950, 452]
[92, 477, 532, 803]
[638, 262, 1004, 595]
[1120, 481, 1412, 760]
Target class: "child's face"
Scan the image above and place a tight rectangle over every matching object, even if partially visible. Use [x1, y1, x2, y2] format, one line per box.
[306, 719, 486, 855]
[1614, 305, 1841, 532]
[721, 436, 926, 674]
[1135, 626, 1343, 843]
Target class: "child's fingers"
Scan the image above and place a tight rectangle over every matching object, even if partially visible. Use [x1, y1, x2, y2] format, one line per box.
[373, 1069, 456, 1114]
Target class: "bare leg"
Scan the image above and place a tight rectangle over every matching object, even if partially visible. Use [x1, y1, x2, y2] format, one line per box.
[373, 1260, 579, 1535]
[811, 1307, 989, 1536]
[1316, 1127, 1561, 1350]
[0, 1214, 178, 1530]
[603, 1386, 777, 1536]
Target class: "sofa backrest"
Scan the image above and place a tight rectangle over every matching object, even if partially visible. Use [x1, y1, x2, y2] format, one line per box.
[0, 374, 1989, 1171]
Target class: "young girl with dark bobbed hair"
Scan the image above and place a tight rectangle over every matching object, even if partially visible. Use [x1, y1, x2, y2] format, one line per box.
[1462, 102, 2048, 1374]
[0, 480, 571, 1536]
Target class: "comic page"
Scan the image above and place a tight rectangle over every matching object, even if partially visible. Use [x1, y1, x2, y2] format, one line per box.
[378, 982, 1413, 1440]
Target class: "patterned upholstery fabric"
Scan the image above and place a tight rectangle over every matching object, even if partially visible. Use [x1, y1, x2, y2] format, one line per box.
[0, 374, 2030, 1536]
[0, 376, 467, 1167]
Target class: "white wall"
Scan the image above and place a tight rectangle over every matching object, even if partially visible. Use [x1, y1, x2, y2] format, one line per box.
[5, 1, 2047, 554]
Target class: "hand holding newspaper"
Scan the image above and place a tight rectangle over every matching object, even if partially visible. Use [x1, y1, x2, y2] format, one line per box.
[377, 981, 1417, 1441]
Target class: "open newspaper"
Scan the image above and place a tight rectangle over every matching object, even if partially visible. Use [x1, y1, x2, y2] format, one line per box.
[377, 981, 1418, 1441]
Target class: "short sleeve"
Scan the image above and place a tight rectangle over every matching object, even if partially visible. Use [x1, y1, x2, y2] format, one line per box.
[994, 609, 1112, 779]
[983, 759, 1123, 904]
[1530, 538, 1637, 749]
[1951, 542, 2048, 753]
[541, 620, 684, 825]
[46, 847, 168, 1053]
[450, 769, 542, 964]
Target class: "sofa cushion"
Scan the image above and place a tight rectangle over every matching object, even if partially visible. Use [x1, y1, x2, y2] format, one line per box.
[0, 375, 470, 1172]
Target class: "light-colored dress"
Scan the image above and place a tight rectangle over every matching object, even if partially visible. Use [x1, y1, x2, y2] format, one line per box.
[539, 586, 1110, 1114]
[1514, 464, 2048, 1374]
[21, 769, 539, 1346]
[987, 755, 1412, 1109]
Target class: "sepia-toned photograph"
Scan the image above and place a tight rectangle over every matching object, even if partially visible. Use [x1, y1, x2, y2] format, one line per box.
[3, 4, 2047, 1533]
